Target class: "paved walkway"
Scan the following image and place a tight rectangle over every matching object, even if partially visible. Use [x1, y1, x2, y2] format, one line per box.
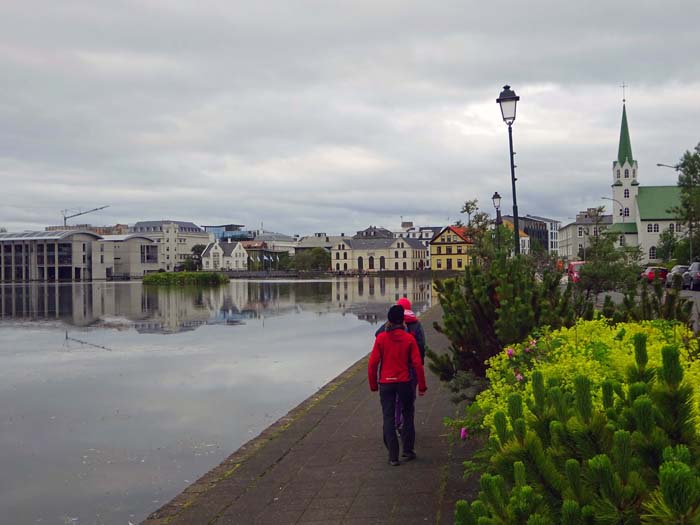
[143, 306, 479, 525]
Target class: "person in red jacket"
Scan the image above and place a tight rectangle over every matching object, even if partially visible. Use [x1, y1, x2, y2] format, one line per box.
[368, 304, 427, 466]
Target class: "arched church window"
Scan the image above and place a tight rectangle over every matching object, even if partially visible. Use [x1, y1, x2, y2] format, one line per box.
[624, 189, 630, 198]
[670, 224, 675, 233]
[624, 169, 629, 178]
[649, 246, 657, 259]
[647, 224, 653, 233]
[616, 169, 620, 179]
[633, 169, 636, 177]
[653, 224, 659, 233]
[624, 208, 630, 217]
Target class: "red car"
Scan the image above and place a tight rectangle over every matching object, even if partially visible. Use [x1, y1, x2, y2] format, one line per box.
[567, 261, 585, 283]
[640, 266, 669, 283]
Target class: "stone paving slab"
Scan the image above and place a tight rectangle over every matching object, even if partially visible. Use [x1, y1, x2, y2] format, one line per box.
[142, 305, 480, 525]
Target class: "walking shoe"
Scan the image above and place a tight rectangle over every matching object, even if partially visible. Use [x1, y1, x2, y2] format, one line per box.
[401, 451, 417, 461]
[388, 459, 400, 466]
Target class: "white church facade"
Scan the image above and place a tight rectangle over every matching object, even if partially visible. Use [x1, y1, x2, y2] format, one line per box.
[600, 105, 681, 264]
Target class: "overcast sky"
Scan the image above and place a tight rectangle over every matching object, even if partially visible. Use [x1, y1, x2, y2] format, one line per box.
[1, 1, 699, 235]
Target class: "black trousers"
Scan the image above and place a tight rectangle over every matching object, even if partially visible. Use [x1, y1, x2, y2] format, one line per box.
[379, 382, 415, 461]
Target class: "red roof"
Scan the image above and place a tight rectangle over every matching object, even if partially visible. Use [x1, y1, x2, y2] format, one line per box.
[448, 225, 474, 243]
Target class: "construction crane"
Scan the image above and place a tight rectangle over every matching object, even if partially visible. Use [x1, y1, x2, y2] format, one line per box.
[61, 205, 110, 227]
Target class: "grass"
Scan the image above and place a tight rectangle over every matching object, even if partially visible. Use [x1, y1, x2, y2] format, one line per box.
[142, 271, 229, 286]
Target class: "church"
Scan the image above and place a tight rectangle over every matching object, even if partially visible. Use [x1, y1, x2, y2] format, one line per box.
[606, 103, 681, 263]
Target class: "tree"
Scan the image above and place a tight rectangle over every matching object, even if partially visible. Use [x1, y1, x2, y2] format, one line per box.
[657, 227, 677, 262]
[0, 227, 6, 233]
[577, 206, 641, 297]
[190, 244, 207, 270]
[461, 199, 479, 226]
[292, 247, 330, 271]
[670, 143, 700, 262]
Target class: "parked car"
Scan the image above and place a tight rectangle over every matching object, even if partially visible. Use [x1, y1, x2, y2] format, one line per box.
[640, 266, 669, 283]
[683, 262, 700, 291]
[567, 261, 585, 283]
[665, 265, 689, 288]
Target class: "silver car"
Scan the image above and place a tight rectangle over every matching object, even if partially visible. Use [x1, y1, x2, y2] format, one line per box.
[682, 263, 700, 290]
[666, 265, 689, 288]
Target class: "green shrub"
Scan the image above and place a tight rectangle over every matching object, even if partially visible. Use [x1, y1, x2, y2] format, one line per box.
[142, 271, 229, 286]
[460, 336, 700, 524]
[473, 319, 699, 436]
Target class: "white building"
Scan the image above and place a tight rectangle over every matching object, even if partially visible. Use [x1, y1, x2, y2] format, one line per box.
[131, 221, 213, 271]
[392, 221, 442, 269]
[604, 104, 682, 263]
[201, 240, 249, 271]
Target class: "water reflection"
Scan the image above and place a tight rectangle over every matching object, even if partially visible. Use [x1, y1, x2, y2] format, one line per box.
[0, 277, 433, 525]
[0, 276, 433, 332]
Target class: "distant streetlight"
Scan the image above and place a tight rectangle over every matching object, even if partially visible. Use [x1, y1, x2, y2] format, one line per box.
[492, 191, 503, 251]
[496, 85, 521, 255]
[601, 196, 624, 223]
[658, 162, 692, 262]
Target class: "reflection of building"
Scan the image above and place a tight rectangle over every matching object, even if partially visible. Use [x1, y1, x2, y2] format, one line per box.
[429, 226, 475, 271]
[201, 240, 249, 271]
[330, 275, 432, 324]
[331, 226, 428, 273]
[0, 277, 435, 332]
[131, 221, 213, 272]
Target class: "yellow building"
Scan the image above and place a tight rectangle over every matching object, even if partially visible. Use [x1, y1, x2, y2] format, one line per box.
[429, 226, 474, 271]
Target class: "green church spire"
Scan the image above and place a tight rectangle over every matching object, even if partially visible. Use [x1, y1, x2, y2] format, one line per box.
[617, 104, 634, 165]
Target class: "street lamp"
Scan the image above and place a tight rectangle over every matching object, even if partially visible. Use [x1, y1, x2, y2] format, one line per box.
[492, 191, 503, 251]
[658, 162, 692, 262]
[601, 196, 624, 223]
[497, 85, 521, 255]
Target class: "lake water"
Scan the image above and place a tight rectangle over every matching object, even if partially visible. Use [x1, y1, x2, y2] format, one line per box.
[0, 276, 433, 525]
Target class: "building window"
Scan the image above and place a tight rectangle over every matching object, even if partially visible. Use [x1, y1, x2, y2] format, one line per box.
[402, 262, 407, 270]
[577, 227, 584, 238]
[436, 246, 441, 254]
[446, 246, 452, 255]
[436, 260, 442, 269]
[647, 224, 653, 233]
[653, 224, 659, 233]
[624, 169, 629, 178]
[616, 169, 620, 179]
[343, 252, 347, 260]
[619, 235, 625, 246]
[402, 250, 407, 258]
[649, 246, 657, 259]
[395, 262, 399, 270]
[457, 259, 463, 268]
[336, 252, 339, 260]
[677, 223, 683, 232]
[633, 169, 636, 177]
[670, 224, 675, 233]
[624, 208, 630, 217]
[624, 189, 629, 198]
[457, 246, 462, 254]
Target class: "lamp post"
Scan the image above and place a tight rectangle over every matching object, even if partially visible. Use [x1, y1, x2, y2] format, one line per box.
[497, 85, 521, 255]
[601, 196, 624, 223]
[492, 191, 503, 251]
[658, 162, 692, 262]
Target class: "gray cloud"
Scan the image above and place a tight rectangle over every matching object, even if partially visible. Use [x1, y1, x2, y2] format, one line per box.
[1, 0, 699, 234]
